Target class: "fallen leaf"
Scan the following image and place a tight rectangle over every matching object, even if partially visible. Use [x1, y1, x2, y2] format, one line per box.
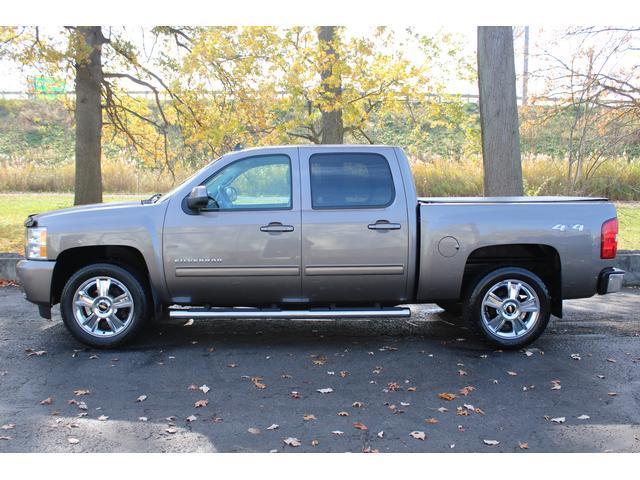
[303, 414, 317, 421]
[608, 392, 619, 397]
[425, 418, 439, 424]
[407, 387, 417, 392]
[73, 389, 90, 396]
[550, 380, 562, 390]
[338, 411, 349, 417]
[183, 319, 194, 326]
[1, 424, 15, 430]
[475, 408, 485, 415]
[518, 442, 529, 450]
[377, 431, 384, 439]
[0, 436, 10, 441]
[283, 437, 301, 447]
[316, 387, 333, 394]
[606, 358, 617, 363]
[67, 437, 80, 444]
[459, 386, 475, 396]
[312, 355, 327, 366]
[438, 392, 457, 401]
[187, 384, 198, 391]
[194, 399, 209, 408]
[483, 439, 500, 446]
[507, 371, 518, 376]
[410, 431, 426, 440]
[186, 415, 197, 422]
[97, 415, 109, 421]
[311, 439, 319, 447]
[165, 427, 178, 434]
[577, 414, 590, 420]
[571, 353, 581, 360]
[266, 424, 279, 430]
[227, 363, 237, 368]
[524, 350, 533, 357]
[25, 349, 47, 357]
[456, 407, 469, 416]
[39, 397, 53, 405]
[247, 427, 261, 434]
[332, 430, 344, 435]
[251, 377, 267, 389]
[136, 395, 147, 402]
[387, 382, 401, 391]
[353, 422, 368, 431]
[464, 403, 475, 411]
[458, 370, 468, 376]
[138, 417, 148, 422]
[551, 417, 566, 423]
[437, 407, 448, 413]
[339, 371, 349, 378]
[400, 402, 410, 407]
[597, 374, 605, 379]
[352, 401, 364, 408]
[199, 385, 210, 394]
[290, 391, 301, 399]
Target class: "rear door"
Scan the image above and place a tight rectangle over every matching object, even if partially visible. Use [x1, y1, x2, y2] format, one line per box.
[300, 147, 410, 305]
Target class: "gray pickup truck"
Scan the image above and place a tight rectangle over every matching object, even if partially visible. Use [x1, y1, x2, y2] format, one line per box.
[17, 145, 625, 349]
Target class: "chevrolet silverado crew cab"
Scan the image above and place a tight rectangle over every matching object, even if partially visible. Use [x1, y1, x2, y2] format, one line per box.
[17, 145, 625, 349]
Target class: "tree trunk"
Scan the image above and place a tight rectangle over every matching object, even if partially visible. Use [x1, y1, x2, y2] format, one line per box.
[317, 26, 344, 144]
[74, 26, 104, 205]
[522, 26, 529, 106]
[477, 26, 523, 196]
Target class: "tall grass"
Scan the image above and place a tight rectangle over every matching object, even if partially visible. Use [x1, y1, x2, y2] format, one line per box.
[1, 154, 639, 200]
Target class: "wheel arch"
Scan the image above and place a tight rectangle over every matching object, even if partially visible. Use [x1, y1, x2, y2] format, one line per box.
[51, 245, 158, 311]
[461, 243, 562, 317]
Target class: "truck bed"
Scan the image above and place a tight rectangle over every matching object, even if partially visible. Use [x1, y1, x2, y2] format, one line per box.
[418, 196, 608, 204]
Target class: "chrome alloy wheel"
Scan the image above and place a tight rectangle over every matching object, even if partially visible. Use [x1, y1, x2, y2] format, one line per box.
[480, 279, 540, 340]
[72, 276, 134, 337]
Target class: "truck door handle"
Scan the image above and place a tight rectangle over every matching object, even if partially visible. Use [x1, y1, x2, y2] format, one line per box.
[260, 222, 294, 233]
[368, 220, 401, 231]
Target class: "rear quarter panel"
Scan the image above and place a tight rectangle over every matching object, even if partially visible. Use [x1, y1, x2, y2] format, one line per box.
[416, 201, 618, 301]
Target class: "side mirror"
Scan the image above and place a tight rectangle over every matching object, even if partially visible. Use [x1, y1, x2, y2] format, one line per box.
[187, 186, 210, 211]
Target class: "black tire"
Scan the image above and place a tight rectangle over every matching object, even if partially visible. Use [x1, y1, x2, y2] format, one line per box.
[463, 267, 551, 349]
[436, 301, 463, 316]
[60, 263, 150, 348]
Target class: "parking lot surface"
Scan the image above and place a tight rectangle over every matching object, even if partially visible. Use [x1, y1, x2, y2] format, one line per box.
[0, 286, 638, 452]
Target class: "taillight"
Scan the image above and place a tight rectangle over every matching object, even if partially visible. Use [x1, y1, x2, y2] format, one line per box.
[601, 218, 618, 259]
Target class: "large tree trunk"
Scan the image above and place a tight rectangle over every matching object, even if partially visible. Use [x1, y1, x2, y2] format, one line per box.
[317, 26, 344, 144]
[74, 26, 104, 205]
[477, 26, 523, 196]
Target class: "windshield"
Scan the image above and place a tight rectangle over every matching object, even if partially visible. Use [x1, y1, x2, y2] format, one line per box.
[157, 156, 223, 203]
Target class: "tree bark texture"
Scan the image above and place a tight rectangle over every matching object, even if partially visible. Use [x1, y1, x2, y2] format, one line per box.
[317, 26, 344, 144]
[477, 26, 524, 196]
[74, 26, 105, 205]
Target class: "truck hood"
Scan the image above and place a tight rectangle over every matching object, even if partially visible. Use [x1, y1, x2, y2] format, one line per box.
[28, 201, 146, 226]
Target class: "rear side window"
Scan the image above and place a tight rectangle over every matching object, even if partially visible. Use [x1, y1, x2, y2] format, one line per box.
[309, 153, 395, 209]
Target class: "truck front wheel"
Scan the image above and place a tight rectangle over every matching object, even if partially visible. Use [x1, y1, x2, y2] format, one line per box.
[463, 267, 551, 349]
[60, 263, 150, 348]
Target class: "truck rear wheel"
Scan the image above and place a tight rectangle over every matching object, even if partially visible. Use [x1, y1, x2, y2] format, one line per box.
[60, 263, 150, 348]
[463, 267, 551, 349]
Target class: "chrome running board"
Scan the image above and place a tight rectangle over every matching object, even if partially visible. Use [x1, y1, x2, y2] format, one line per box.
[169, 307, 411, 320]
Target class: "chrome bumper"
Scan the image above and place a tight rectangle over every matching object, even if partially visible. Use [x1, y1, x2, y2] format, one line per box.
[16, 259, 55, 306]
[597, 267, 625, 295]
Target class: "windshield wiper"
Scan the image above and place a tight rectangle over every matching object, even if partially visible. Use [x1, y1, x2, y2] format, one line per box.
[142, 193, 162, 204]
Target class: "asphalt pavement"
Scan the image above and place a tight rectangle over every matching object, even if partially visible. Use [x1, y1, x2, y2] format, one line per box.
[0, 285, 638, 452]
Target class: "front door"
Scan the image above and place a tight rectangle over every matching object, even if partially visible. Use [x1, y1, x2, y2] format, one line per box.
[300, 147, 409, 305]
[163, 148, 302, 306]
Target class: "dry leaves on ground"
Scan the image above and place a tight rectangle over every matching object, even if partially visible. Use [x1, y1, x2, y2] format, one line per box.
[353, 422, 368, 431]
[410, 431, 426, 440]
[483, 439, 500, 446]
[438, 392, 457, 401]
[194, 399, 209, 408]
[136, 395, 147, 402]
[316, 387, 333, 394]
[283, 437, 301, 447]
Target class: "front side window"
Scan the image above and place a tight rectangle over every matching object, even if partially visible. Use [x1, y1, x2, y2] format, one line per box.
[203, 154, 292, 210]
[309, 153, 395, 209]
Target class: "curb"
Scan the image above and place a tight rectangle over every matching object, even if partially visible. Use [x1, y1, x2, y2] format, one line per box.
[2, 251, 639, 287]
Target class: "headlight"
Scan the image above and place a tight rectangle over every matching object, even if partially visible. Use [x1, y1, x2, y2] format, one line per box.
[26, 227, 47, 260]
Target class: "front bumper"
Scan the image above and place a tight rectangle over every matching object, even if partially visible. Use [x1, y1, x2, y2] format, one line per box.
[597, 267, 625, 295]
[16, 259, 55, 306]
